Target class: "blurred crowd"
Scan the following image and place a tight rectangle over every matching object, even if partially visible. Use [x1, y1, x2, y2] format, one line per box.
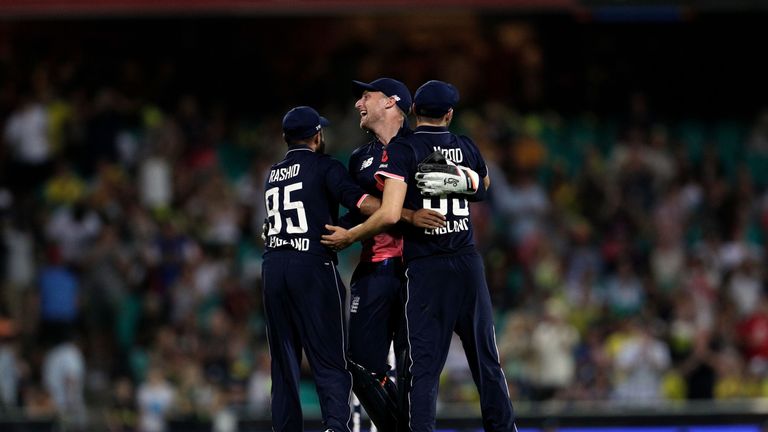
[2, 15, 768, 432]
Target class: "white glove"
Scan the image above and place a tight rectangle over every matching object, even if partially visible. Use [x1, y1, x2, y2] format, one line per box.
[415, 161, 480, 196]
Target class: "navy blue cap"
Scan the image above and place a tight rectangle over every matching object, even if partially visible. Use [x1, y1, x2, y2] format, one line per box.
[413, 80, 460, 117]
[282, 106, 330, 140]
[352, 78, 412, 115]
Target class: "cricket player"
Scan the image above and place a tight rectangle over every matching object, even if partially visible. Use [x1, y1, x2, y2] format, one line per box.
[346, 78, 412, 383]
[345, 77, 444, 430]
[262, 106, 380, 432]
[322, 81, 517, 432]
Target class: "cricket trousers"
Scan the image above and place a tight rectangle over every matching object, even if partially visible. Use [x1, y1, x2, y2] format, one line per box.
[262, 251, 352, 432]
[404, 251, 515, 432]
[348, 257, 406, 377]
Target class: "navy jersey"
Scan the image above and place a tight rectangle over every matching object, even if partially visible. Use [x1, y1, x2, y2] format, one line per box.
[264, 145, 368, 262]
[375, 125, 488, 262]
[344, 127, 411, 262]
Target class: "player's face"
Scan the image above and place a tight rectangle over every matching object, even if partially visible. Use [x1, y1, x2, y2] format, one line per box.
[355, 91, 389, 132]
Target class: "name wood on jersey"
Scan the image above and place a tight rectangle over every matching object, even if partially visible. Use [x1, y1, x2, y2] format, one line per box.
[269, 164, 300, 183]
[267, 236, 310, 251]
[433, 146, 464, 163]
[424, 217, 469, 235]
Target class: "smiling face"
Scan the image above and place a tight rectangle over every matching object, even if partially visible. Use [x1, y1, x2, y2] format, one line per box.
[355, 90, 391, 132]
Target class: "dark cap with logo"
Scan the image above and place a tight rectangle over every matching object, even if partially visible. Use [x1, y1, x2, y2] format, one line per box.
[282, 106, 330, 140]
[352, 77, 412, 115]
[413, 80, 460, 118]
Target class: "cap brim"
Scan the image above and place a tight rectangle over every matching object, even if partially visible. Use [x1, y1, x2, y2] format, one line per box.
[352, 80, 380, 96]
[320, 116, 330, 127]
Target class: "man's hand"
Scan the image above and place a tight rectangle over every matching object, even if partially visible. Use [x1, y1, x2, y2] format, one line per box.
[321, 225, 354, 251]
[410, 208, 446, 229]
[261, 218, 269, 241]
[416, 165, 479, 196]
[416, 151, 479, 196]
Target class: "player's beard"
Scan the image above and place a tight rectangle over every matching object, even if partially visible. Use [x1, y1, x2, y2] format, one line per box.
[359, 117, 372, 134]
[359, 108, 381, 134]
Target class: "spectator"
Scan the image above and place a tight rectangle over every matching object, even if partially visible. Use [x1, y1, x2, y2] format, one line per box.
[0, 317, 22, 411]
[726, 258, 763, 318]
[530, 299, 580, 400]
[44, 201, 102, 266]
[246, 351, 271, 418]
[137, 366, 175, 432]
[42, 339, 87, 428]
[611, 319, 671, 403]
[107, 377, 137, 432]
[491, 167, 550, 249]
[2, 92, 55, 199]
[603, 259, 644, 318]
[736, 294, 768, 372]
[37, 245, 80, 347]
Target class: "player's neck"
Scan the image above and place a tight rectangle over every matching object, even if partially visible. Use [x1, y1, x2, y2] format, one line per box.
[374, 118, 402, 146]
[416, 120, 449, 128]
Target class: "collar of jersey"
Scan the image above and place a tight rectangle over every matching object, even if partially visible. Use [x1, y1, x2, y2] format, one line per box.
[414, 125, 449, 134]
[286, 144, 313, 154]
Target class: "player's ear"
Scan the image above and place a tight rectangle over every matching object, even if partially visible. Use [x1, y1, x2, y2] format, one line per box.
[312, 131, 323, 148]
[444, 109, 453, 125]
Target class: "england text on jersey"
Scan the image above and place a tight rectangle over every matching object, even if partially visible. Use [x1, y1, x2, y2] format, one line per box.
[423, 217, 469, 235]
[266, 236, 310, 251]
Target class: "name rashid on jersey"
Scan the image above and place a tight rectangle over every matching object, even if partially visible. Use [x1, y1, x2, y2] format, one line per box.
[269, 164, 301, 183]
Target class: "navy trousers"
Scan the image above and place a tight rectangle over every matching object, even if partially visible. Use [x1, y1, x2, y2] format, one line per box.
[348, 257, 406, 377]
[404, 251, 515, 432]
[262, 252, 352, 432]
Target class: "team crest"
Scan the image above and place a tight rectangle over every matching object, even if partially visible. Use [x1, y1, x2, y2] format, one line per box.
[360, 156, 374, 171]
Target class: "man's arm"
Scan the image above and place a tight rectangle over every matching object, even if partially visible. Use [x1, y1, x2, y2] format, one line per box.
[322, 178, 407, 250]
[358, 195, 381, 216]
[359, 195, 443, 228]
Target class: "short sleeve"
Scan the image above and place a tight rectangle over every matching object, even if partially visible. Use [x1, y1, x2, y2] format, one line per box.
[373, 139, 412, 187]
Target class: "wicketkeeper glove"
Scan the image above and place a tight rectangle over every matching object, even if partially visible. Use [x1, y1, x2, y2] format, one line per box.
[416, 151, 480, 196]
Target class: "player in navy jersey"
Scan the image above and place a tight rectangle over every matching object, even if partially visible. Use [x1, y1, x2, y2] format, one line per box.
[346, 78, 412, 380]
[344, 78, 445, 430]
[322, 81, 517, 432]
[262, 106, 381, 432]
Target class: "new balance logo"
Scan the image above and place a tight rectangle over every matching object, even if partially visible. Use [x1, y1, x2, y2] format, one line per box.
[360, 157, 374, 171]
